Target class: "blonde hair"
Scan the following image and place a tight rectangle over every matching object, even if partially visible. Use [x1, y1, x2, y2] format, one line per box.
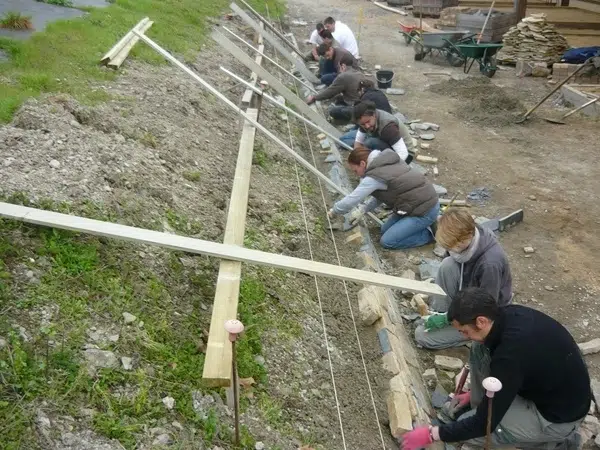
[435, 208, 475, 249]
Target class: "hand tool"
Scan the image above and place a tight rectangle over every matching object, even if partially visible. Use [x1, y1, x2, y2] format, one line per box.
[545, 96, 599, 124]
[516, 58, 592, 123]
[482, 376, 503, 450]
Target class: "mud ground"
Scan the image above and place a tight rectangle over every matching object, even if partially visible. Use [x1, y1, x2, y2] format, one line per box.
[287, 0, 600, 379]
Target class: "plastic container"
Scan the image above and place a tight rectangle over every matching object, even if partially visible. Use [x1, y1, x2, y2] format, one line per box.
[376, 70, 395, 89]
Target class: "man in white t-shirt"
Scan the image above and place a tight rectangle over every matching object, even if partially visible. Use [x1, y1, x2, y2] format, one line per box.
[304, 23, 324, 62]
[323, 17, 359, 59]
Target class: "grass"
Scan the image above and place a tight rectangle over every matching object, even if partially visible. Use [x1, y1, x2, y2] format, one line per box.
[37, 0, 74, 6]
[0, 194, 303, 448]
[0, 0, 285, 123]
[0, 12, 33, 30]
[182, 170, 202, 182]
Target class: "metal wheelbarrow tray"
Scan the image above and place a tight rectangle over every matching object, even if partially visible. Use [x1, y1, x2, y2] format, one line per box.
[412, 31, 474, 67]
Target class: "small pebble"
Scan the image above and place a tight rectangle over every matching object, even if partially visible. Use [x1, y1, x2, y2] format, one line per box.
[49, 159, 61, 169]
[523, 246, 535, 254]
[529, 195, 537, 201]
[544, 285, 554, 291]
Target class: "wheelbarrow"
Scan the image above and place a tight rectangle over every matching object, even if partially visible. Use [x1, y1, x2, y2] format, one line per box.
[397, 20, 434, 45]
[453, 42, 503, 78]
[412, 31, 474, 67]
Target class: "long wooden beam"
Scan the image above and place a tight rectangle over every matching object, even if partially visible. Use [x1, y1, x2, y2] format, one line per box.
[221, 26, 317, 94]
[211, 30, 340, 138]
[241, 23, 264, 106]
[0, 203, 445, 294]
[220, 67, 352, 151]
[229, 3, 320, 84]
[235, 0, 302, 57]
[204, 109, 258, 386]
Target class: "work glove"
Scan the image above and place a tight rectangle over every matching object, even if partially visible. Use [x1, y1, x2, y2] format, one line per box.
[423, 312, 449, 332]
[327, 209, 336, 219]
[401, 426, 433, 450]
[450, 391, 471, 410]
[348, 206, 366, 226]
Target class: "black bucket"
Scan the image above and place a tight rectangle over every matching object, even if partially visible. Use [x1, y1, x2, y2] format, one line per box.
[376, 70, 394, 89]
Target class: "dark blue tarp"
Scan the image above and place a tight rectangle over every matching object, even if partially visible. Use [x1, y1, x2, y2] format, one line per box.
[561, 47, 600, 64]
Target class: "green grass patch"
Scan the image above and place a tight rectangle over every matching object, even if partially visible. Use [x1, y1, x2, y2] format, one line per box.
[0, 12, 33, 30]
[0, 195, 303, 448]
[182, 170, 202, 183]
[0, 0, 285, 123]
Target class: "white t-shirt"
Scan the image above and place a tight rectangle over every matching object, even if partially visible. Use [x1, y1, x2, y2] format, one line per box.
[309, 29, 323, 46]
[332, 21, 359, 58]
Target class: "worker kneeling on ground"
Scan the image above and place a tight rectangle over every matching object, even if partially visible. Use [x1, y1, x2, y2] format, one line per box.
[306, 53, 366, 123]
[342, 100, 414, 163]
[328, 146, 439, 249]
[414, 209, 512, 349]
[402, 287, 591, 450]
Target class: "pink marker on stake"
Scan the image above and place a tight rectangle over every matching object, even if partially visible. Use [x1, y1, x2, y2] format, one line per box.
[225, 319, 245, 446]
[482, 377, 502, 450]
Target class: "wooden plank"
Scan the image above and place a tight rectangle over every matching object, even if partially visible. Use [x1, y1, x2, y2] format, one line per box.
[241, 43, 264, 106]
[108, 20, 154, 69]
[236, 0, 303, 56]
[212, 30, 341, 138]
[242, 23, 264, 106]
[230, 3, 320, 84]
[221, 26, 317, 94]
[0, 203, 446, 294]
[203, 109, 258, 386]
[101, 17, 149, 64]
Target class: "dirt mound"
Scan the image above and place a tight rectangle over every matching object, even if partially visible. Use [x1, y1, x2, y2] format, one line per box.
[429, 77, 525, 126]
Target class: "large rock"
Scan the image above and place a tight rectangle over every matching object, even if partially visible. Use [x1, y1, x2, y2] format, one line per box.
[579, 338, 600, 355]
[84, 349, 119, 374]
[435, 355, 464, 371]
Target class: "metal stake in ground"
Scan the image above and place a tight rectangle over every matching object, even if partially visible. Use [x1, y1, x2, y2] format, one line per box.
[482, 376, 502, 450]
[225, 319, 245, 446]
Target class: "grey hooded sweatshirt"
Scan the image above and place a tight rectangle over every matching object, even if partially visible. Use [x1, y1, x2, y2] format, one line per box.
[458, 226, 513, 306]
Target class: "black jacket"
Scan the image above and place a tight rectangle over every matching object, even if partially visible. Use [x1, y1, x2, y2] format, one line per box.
[359, 88, 392, 113]
[440, 305, 591, 443]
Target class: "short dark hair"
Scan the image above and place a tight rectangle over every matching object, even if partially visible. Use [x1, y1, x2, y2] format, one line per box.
[339, 53, 354, 67]
[317, 43, 331, 56]
[353, 100, 377, 122]
[316, 23, 324, 31]
[324, 17, 335, 25]
[359, 79, 375, 90]
[447, 288, 500, 325]
[319, 30, 333, 40]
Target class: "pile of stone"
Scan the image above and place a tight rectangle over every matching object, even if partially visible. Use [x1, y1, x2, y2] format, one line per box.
[497, 13, 569, 65]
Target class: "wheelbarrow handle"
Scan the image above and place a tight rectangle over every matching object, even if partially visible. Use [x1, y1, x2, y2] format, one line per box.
[519, 59, 592, 122]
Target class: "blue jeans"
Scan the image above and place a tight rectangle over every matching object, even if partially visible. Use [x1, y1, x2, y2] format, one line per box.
[339, 128, 389, 151]
[320, 58, 337, 86]
[380, 202, 439, 249]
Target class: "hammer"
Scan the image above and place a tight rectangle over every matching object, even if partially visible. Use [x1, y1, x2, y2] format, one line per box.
[482, 376, 503, 450]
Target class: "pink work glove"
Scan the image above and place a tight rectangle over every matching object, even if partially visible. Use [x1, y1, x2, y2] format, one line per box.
[401, 426, 432, 450]
[451, 391, 471, 409]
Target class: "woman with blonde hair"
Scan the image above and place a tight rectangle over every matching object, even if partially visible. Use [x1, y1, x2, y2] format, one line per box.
[415, 208, 513, 350]
[328, 145, 439, 249]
